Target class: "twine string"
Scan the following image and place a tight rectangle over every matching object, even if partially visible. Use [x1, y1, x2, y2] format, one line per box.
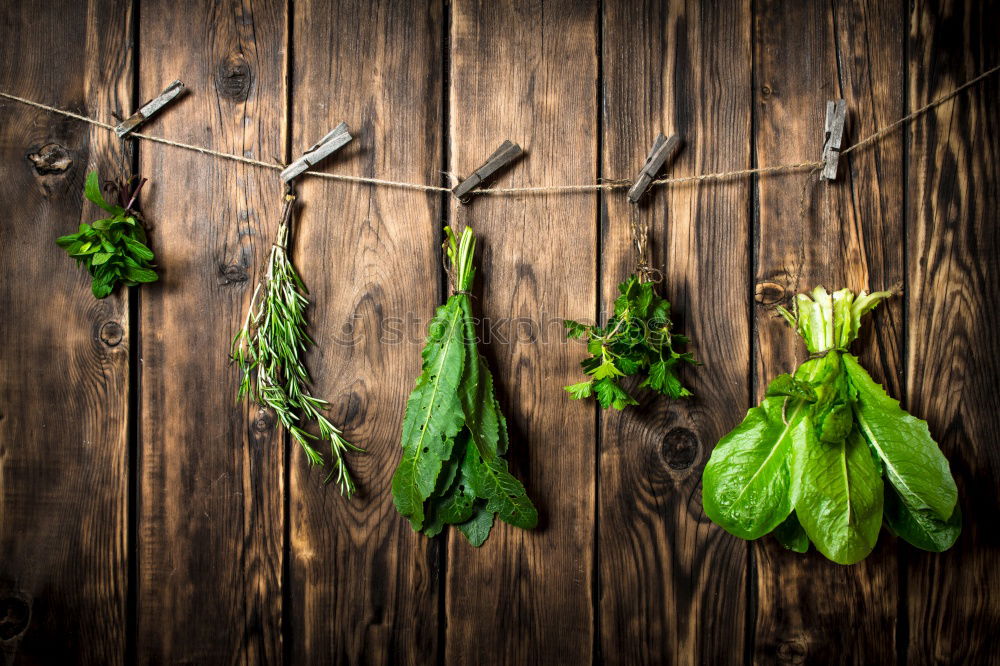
[0, 62, 996, 195]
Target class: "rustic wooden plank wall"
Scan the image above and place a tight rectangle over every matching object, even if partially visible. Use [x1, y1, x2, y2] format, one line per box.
[0, 0, 997, 664]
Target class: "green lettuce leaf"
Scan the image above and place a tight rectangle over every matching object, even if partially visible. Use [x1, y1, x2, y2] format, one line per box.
[702, 394, 806, 540]
[792, 425, 883, 565]
[884, 485, 961, 552]
[844, 354, 957, 520]
[773, 512, 810, 553]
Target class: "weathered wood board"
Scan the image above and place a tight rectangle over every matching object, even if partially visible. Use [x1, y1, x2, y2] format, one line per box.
[0, 0, 997, 663]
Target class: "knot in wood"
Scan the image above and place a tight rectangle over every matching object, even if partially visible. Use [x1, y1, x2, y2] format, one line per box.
[216, 53, 252, 101]
[0, 593, 31, 641]
[661, 427, 699, 470]
[26, 143, 73, 175]
[220, 263, 249, 285]
[253, 409, 276, 433]
[99, 321, 124, 347]
[755, 281, 786, 305]
[776, 639, 807, 664]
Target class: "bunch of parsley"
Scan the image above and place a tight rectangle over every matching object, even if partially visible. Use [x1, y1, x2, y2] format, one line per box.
[564, 276, 695, 409]
[56, 171, 157, 299]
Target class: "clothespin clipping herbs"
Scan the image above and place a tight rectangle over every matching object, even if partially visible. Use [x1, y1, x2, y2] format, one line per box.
[562, 133, 695, 409]
[56, 171, 157, 299]
[230, 125, 360, 495]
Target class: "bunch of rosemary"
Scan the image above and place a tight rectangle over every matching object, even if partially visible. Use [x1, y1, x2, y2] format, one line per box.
[231, 193, 359, 494]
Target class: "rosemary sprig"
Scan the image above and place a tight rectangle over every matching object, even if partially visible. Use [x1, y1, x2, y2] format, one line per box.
[231, 194, 360, 495]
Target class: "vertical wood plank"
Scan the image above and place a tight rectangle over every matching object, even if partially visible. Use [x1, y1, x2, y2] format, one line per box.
[907, 1, 1000, 662]
[446, 1, 597, 663]
[600, 1, 751, 663]
[752, 0, 903, 662]
[287, 1, 443, 663]
[0, 1, 131, 663]
[136, 0, 287, 662]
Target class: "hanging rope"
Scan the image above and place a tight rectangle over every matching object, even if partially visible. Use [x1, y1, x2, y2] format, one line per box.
[1, 62, 997, 196]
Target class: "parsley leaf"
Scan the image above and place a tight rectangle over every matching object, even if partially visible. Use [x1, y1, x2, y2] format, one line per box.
[563, 275, 695, 408]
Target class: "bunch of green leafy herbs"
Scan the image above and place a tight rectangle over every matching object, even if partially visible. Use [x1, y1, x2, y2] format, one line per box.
[56, 171, 157, 299]
[392, 226, 537, 546]
[703, 287, 960, 564]
[563, 275, 695, 409]
[231, 195, 360, 495]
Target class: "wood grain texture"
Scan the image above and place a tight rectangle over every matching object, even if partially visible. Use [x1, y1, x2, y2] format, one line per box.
[445, 1, 597, 663]
[599, 1, 751, 663]
[0, 0, 131, 663]
[2, 1, 1000, 662]
[906, 1, 1000, 663]
[136, 0, 287, 662]
[287, 1, 443, 663]
[752, 0, 902, 662]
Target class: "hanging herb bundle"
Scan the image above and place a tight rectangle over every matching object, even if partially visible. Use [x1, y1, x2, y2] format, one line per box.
[392, 226, 537, 546]
[563, 211, 695, 408]
[703, 287, 960, 564]
[56, 171, 157, 298]
[564, 276, 695, 408]
[231, 191, 360, 495]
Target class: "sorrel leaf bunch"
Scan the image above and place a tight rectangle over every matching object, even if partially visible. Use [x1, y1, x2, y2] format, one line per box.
[703, 287, 960, 564]
[231, 196, 359, 495]
[56, 171, 157, 299]
[392, 226, 537, 546]
[564, 276, 695, 409]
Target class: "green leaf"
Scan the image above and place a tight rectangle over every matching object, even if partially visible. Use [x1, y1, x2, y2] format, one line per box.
[702, 396, 803, 540]
[564, 380, 593, 400]
[84, 171, 116, 212]
[56, 233, 80, 248]
[123, 265, 158, 283]
[817, 401, 853, 444]
[457, 502, 495, 547]
[765, 373, 817, 402]
[392, 297, 468, 530]
[564, 320, 590, 339]
[422, 435, 477, 537]
[591, 358, 623, 380]
[125, 237, 154, 262]
[773, 512, 809, 553]
[640, 358, 692, 398]
[844, 354, 957, 520]
[92, 252, 113, 266]
[463, 439, 537, 530]
[459, 297, 501, 461]
[791, 425, 883, 565]
[884, 485, 961, 553]
[91, 277, 114, 299]
[593, 377, 637, 410]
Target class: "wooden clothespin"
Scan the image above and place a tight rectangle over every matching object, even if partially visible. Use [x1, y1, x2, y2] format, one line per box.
[627, 133, 683, 204]
[280, 122, 353, 182]
[452, 140, 524, 203]
[820, 100, 847, 181]
[114, 80, 186, 138]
